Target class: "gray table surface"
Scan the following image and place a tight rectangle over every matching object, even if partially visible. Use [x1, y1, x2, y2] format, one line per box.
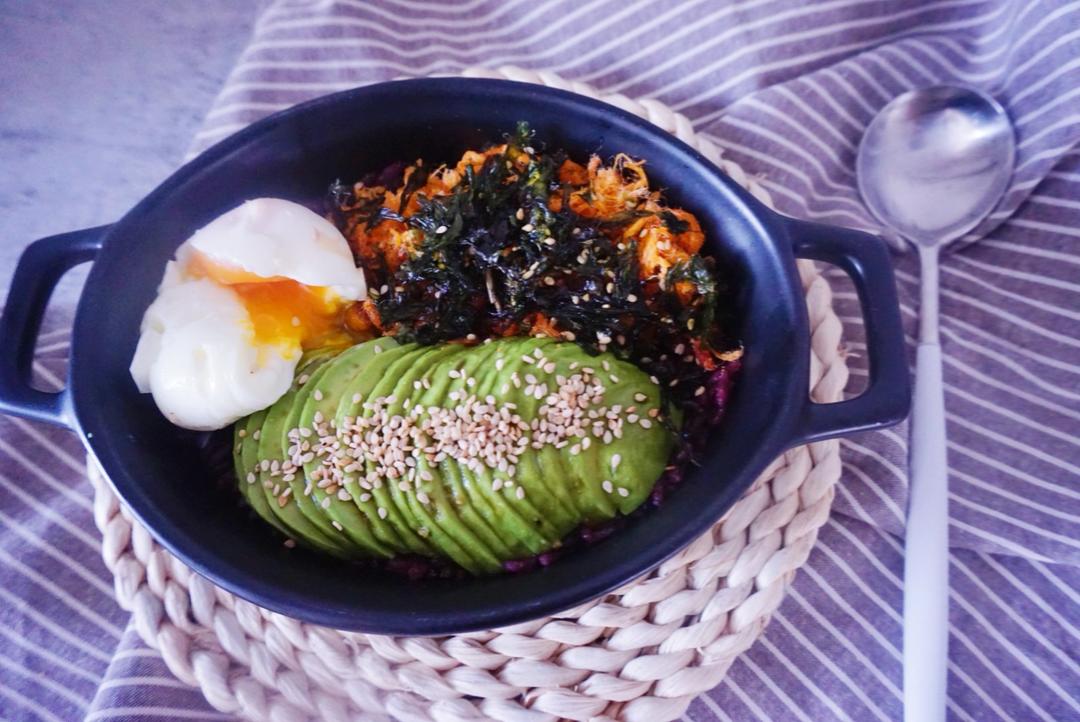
[0, 0, 264, 311]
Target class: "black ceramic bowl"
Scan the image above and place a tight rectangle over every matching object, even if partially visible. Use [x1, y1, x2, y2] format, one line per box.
[0, 79, 909, 634]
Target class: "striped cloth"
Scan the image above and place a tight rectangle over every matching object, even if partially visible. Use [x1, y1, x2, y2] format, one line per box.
[3, 1, 1079, 720]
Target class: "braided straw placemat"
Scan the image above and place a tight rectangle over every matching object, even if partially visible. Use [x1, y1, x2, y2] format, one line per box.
[88, 67, 850, 722]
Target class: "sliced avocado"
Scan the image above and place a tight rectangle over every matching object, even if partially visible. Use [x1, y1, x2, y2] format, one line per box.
[254, 353, 347, 555]
[235, 350, 340, 541]
[234, 409, 292, 538]
[297, 341, 400, 558]
[332, 341, 426, 555]
[456, 339, 570, 549]
[506, 338, 617, 523]
[541, 340, 674, 517]
[368, 344, 500, 574]
[277, 356, 360, 552]
[234, 335, 678, 569]
[404, 343, 520, 564]
[584, 352, 673, 514]
[349, 343, 441, 557]
[420, 341, 549, 559]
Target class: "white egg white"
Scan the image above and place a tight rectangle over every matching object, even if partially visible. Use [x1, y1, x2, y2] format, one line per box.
[188, 198, 367, 300]
[130, 278, 298, 431]
[131, 197, 367, 431]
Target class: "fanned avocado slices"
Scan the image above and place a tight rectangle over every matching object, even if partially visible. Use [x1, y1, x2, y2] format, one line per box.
[233, 336, 676, 572]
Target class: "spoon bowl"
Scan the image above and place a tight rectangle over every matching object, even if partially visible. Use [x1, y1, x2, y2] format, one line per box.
[857, 86, 1015, 247]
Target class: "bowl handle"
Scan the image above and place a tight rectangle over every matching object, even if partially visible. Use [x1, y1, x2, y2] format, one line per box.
[0, 226, 107, 428]
[784, 217, 911, 445]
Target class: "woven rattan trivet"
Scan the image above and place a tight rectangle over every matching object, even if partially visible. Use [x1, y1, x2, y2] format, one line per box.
[88, 67, 850, 722]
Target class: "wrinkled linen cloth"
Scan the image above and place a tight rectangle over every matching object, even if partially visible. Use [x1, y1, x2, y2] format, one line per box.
[2, 1, 1078, 720]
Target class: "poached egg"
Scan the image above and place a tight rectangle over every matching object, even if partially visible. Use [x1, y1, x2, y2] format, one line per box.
[130, 198, 367, 431]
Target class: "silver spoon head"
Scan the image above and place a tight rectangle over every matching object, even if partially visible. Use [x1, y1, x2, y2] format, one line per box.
[856, 85, 1016, 248]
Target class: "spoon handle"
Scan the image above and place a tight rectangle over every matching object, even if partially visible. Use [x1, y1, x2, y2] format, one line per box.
[904, 248, 950, 722]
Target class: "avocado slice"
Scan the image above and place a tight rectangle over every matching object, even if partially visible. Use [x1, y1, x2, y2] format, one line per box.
[365, 344, 500, 574]
[543, 341, 673, 516]
[403, 343, 521, 563]
[253, 352, 348, 555]
[506, 338, 617, 522]
[234, 409, 292, 538]
[421, 341, 551, 558]
[489, 338, 583, 519]
[457, 339, 573, 549]
[296, 341, 400, 558]
[332, 341, 430, 556]
[234, 351, 342, 542]
[277, 355, 363, 553]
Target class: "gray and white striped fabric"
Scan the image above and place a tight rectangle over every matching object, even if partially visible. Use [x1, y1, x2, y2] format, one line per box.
[2, 1, 1078, 720]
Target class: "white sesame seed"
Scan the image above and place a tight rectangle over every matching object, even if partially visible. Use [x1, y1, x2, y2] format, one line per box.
[373, 345, 383, 354]
[521, 223, 534, 232]
[695, 386, 706, 396]
[617, 487, 629, 498]
[246, 473, 256, 484]
[238, 429, 247, 438]
[516, 486, 525, 500]
[332, 521, 343, 531]
[314, 389, 324, 401]
[378, 507, 388, 519]
[640, 419, 653, 429]
[321, 497, 332, 509]
[602, 480, 614, 494]
[435, 224, 448, 234]
[611, 454, 621, 471]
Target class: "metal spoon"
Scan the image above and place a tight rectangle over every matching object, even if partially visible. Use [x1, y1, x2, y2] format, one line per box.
[856, 86, 1015, 722]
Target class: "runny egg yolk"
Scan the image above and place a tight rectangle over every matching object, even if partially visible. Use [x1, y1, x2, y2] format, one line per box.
[189, 252, 354, 352]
